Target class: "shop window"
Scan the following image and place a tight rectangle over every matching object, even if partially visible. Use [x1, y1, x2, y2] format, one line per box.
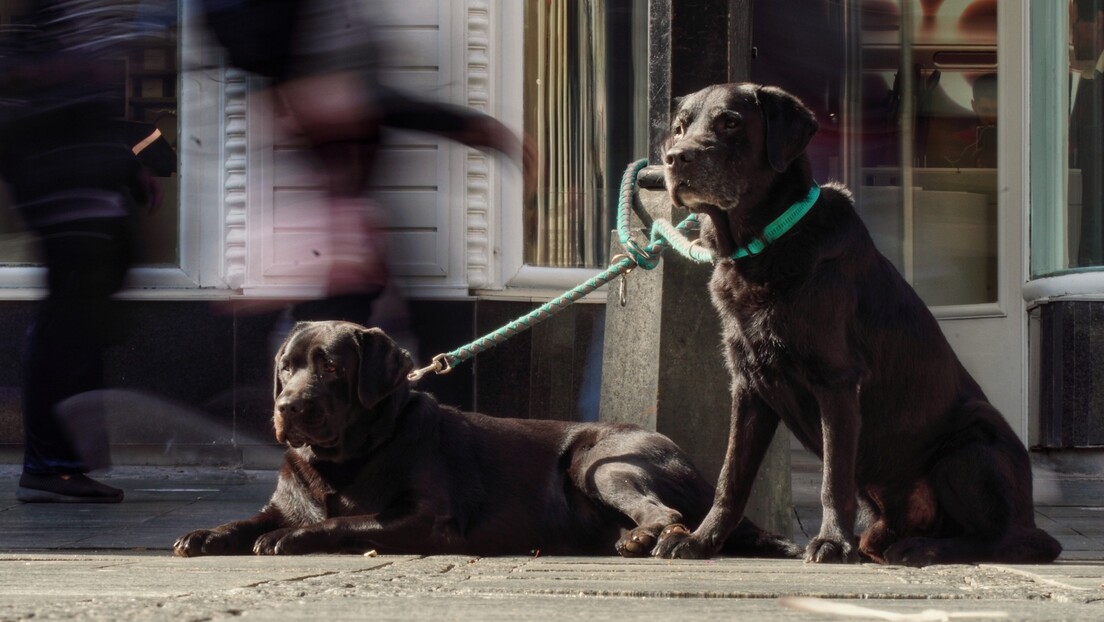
[753, 0, 999, 307]
[1068, 0, 1104, 269]
[1029, 0, 1104, 278]
[522, 0, 647, 269]
[0, 1, 179, 268]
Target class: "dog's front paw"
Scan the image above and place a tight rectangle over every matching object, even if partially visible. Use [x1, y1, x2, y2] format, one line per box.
[174, 529, 240, 557]
[652, 524, 717, 559]
[882, 537, 944, 567]
[804, 536, 861, 564]
[616, 526, 660, 557]
[253, 527, 311, 555]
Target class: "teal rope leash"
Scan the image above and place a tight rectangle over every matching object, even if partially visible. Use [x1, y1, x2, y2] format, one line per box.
[407, 254, 639, 381]
[407, 158, 820, 382]
[616, 158, 660, 268]
[615, 159, 715, 265]
[409, 159, 663, 382]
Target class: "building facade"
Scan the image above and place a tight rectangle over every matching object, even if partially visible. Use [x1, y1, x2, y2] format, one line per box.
[0, 0, 1100, 463]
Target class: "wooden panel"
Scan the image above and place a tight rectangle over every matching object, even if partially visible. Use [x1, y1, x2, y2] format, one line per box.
[368, 190, 439, 229]
[369, 147, 440, 188]
[266, 231, 334, 278]
[376, 29, 441, 69]
[271, 148, 325, 189]
[271, 146, 438, 189]
[272, 190, 328, 229]
[385, 230, 446, 276]
[379, 70, 440, 94]
[272, 191, 437, 231]
[264, 231, 444, 278]
[249, 0, 453, 289]
[271, 191, 438, 233]
[376, 0, 439, 27]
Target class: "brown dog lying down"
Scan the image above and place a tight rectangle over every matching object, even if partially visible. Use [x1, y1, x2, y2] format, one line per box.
[651, 82, 1062, 566]
[174, 321, 799, 558]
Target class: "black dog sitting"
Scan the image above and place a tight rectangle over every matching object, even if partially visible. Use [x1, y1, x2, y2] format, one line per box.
[652, 83, 1061, 566]
[174, 321, 798, 558]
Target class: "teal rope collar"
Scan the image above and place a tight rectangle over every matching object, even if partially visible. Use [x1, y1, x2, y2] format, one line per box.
[728, 184, 820, 259]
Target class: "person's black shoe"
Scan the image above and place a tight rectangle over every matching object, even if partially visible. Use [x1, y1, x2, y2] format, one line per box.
[17, 472, 124, 503]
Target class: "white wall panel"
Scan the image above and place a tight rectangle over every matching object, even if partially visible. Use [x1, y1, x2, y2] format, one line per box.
[241, 0, 463, 297]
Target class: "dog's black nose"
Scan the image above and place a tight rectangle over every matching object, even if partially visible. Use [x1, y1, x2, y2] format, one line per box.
[276, 396, 306, 416]
[664, 146, 695, 167]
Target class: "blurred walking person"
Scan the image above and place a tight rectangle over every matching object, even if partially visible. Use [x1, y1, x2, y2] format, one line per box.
[200, 0, 534, 326]
[0, 0, 176, 502]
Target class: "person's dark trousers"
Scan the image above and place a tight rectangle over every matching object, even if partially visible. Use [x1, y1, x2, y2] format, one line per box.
[21, 214, 133, 476]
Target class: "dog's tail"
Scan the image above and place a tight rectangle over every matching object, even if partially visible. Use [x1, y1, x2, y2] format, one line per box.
[721, 518, 804, 559]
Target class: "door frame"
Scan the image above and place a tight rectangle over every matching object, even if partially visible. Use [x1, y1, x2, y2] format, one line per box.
[929, 1, 1030, 440]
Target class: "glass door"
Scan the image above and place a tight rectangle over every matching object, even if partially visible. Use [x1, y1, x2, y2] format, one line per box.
[752, 0, 1029, 436]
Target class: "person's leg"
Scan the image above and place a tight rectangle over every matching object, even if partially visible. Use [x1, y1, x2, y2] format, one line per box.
[19, 214, 132, 502]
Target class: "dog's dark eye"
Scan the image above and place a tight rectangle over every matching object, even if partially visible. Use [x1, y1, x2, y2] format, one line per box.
[723, 116, 741, 129]
[672, 123, 684, 136]
[322, 361, 338, 374]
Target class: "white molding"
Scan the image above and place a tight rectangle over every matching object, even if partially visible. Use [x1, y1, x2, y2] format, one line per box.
[929, 302, 1007, 320]
[996, 0, 1030, 440]
[490, 265, 603, 291]
[464, 152, 493, 288]
[1007, 0, 1034, 441]
[1023, 271, 1104, 304]
[222, 69, 249, 290]
[494, 0, 526, 291]
[464, 0, 494, 290]
[175, 0, 229, 290]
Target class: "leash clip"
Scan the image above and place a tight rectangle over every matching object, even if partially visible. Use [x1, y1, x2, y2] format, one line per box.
[407, 353, 454, 383]
[610, 253, 636, 307]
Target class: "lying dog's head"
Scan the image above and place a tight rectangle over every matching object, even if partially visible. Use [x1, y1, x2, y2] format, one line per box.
[272, 321, 414, 461]
[663, 83, 818, 214]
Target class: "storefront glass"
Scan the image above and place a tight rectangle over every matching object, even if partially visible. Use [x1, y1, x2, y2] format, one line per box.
[522, 0, 648, 269]
[1066, 0, 1104, 270]
[754, 0, 1000, 307]
[0, 0, 179, 268]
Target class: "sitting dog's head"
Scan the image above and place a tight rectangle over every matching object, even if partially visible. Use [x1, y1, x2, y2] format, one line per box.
[663, 83, 818, 214]
[272, 321, 414, 460]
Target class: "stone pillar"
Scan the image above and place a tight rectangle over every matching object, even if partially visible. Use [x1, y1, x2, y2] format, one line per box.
[598, 0, 792, 538]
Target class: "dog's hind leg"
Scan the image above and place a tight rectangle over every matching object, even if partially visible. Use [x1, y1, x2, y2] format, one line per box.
[883, 405, 1061, 566]
[586, 457, 699, 557]
[589, 453, 802, 559]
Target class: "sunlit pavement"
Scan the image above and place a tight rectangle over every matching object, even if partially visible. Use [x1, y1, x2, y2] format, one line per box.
[0, 458, 1101, 621]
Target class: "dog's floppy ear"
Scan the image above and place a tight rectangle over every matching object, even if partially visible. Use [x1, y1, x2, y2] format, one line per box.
[757, 86, 819, 173]
[354, 327, 415, 409]
[273, 322, 309, 401]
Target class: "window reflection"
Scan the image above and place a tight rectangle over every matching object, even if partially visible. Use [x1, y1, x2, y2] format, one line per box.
[0, 1, 179, 267]
[754, 0, 999, 306]
[1069, 0, 1104, 267]
[522, 0, 647, 269]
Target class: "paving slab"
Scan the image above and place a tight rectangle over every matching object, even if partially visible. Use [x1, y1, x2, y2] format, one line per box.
[1, 554, 1103, 622]
[1, 462, 1102, 620]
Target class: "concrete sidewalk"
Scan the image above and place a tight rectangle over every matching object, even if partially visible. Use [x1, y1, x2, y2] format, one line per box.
[0, 460, 1102, 621]
[1, 553, 1103, 621]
